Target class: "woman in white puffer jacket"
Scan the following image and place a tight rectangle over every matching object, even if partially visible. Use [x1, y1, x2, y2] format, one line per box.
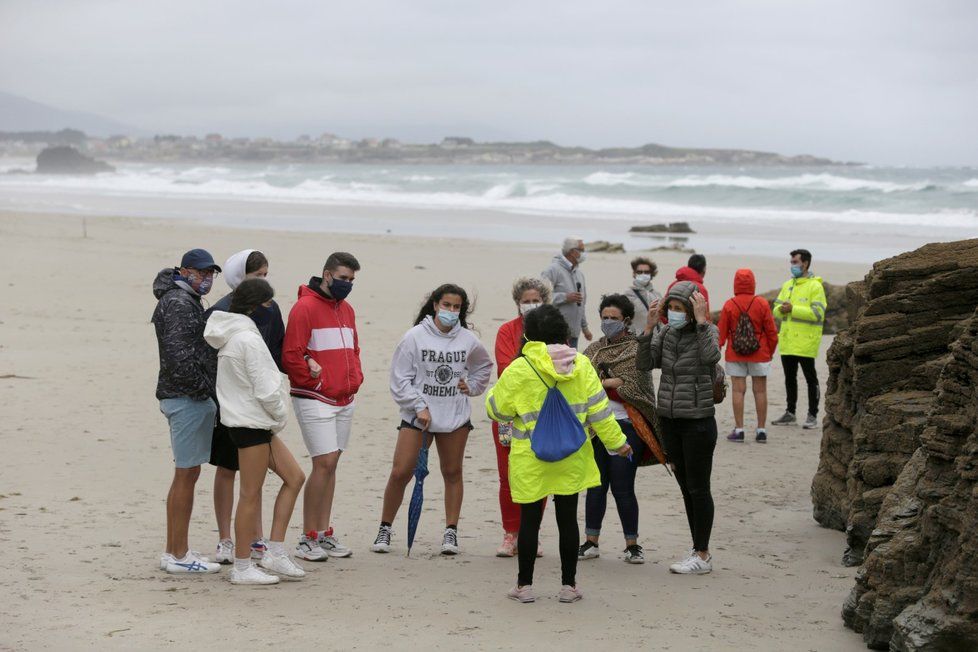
[205, 278, 306, 586]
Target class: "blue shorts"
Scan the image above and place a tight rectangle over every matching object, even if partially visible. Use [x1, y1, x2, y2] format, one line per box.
[160, 397, 216, 468]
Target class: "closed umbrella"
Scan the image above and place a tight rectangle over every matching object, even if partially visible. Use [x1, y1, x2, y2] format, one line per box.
[406, 431, 432, 557]
[622, 402, 671, 475]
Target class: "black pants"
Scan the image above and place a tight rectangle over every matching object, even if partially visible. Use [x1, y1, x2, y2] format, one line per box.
[518, 493, 578, 587]
[660, 416, 717, 552]
[782, 354, 819, 417]
[585, 420, 645, 539]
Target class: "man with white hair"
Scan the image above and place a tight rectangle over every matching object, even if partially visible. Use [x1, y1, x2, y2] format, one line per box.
[541, 237, 592, 348]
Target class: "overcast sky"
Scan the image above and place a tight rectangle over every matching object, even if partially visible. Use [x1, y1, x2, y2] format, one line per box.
[1, 0, 976, 165]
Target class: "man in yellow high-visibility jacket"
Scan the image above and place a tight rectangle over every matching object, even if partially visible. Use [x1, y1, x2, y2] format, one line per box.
[771, 249, 826, 430]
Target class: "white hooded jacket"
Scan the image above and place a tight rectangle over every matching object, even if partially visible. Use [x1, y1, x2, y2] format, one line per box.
[204, 310, 288, 432]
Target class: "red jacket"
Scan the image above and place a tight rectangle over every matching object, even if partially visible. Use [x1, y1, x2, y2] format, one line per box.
[663, 266, 711, 322]
[717, 269, 779, 363]
[494, 315, 525, 377]
[282, 280, 363, 406]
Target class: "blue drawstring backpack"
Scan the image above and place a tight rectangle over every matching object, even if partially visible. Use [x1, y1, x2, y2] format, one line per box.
[524, 359, 586, 462]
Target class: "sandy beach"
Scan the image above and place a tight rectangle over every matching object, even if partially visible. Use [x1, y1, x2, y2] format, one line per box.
[0, 210, 870, 651]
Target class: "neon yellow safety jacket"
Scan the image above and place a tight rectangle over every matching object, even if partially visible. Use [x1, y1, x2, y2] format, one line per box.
[773, 274, 827, 358]
[485, 341, 627, 504]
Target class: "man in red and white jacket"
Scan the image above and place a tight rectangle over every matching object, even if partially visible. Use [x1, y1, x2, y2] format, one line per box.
[283, 252, 364, 561]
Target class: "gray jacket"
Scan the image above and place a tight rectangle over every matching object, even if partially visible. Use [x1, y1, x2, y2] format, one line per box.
[541, 254, 588, 337]
[636, 281, 720, 419]
[625, 281, 663, 336]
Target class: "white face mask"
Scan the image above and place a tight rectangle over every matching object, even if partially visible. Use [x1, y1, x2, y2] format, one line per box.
[634, 273, 652, 286]
[519, 302, 541, 316]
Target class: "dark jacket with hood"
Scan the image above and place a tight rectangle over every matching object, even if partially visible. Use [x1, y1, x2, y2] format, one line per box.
[637, 280, 721, 419]
[151, 268, 217, 400]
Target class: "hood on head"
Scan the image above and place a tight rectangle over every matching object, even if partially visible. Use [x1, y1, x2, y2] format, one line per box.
[223, 249, 256, 291]
[666, 280, 697, 314]
[675, 266, 703, 284]
[733, 268, 756, 295]
[422, 314, 461, 338]
[203, 310, 257, 349]
[153, 268, 178, 299]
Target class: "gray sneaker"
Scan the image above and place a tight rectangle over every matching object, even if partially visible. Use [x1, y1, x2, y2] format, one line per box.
[802, 414, 819, 429]
[771, 410, 796, 425]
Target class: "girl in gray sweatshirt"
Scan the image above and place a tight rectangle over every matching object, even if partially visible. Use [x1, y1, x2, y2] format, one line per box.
[373, 284, 493, 556]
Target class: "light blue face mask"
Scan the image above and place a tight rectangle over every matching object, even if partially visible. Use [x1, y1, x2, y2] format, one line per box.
[437, 309, 460, 327]
[667, 309, 688, 329]
[790, 264, 804, 278]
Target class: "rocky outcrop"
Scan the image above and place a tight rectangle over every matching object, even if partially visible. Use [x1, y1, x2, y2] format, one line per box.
[809, 239, 978, 649]
[812, 240, 978, 568]
[36, 145, 114, 174]
[629, 222, 695, 233]
[585, 240, 625, 253]
[842, 306, 978, 649]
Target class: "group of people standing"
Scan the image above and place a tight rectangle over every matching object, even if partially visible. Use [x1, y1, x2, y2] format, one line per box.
[151, 235, 827, 600]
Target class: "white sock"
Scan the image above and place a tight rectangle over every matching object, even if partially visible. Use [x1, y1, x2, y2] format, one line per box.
[734, 427, 744, 434]
[234, 557, 251, 571]
[268, 540, 286, 556]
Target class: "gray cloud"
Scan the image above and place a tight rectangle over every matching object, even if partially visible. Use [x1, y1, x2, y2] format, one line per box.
[1, 0, 976, 164]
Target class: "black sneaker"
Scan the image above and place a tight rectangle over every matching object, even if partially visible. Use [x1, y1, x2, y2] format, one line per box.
[756, 429, 767, 443]
[578, 541, 600, 560]
[623, 544, 645, 564]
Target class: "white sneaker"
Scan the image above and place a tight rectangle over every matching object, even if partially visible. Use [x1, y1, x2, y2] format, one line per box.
[160, 550, 211, 570]
[295, 533, 330, 562]
[165, 552, 221, 574]
[440, 528, 460, 555]
[371, 525, 393, 553]
[667, 549, 696, 573]
[215, 538, 234, 565]
[229, 563, 279, 585]
[319, 529, 353, 558]
[259, 552, 306, 580]
[670, 552, 712, 575]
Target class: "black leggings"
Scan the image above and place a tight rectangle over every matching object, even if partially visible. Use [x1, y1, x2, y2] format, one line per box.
[585, 420, 645, 539]
[518, 493, 578, 587]
[782, 354, 819, 417]
[660, 416, 717, 552]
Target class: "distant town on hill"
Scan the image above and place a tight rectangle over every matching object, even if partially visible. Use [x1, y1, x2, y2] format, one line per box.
[0, 128, 844, 166]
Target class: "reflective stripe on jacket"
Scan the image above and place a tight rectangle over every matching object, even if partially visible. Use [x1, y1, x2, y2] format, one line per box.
[486, 341, 626, 503]
[773, 274, 827, 358]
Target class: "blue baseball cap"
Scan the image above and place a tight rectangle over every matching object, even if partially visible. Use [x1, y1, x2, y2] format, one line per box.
[180, 248, 222, 272]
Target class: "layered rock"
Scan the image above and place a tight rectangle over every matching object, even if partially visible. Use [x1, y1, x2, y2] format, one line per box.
[812, 239, 978, 568]
[843, 306, 978, 649]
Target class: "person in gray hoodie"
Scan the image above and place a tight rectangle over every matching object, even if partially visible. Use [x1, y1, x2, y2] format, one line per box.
[636, 280, 720, 576]
[541, 237, 592, 348]
[372, 283, 493, 556]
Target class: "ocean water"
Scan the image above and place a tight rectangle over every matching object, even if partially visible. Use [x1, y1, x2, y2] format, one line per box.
[1, 160, 976, 262]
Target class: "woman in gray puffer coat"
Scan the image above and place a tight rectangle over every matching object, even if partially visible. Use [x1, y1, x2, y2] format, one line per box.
[636, 280, 720, 575]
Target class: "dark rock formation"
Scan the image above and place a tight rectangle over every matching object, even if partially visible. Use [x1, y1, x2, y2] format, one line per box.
[629, 222, 695, 233]
[36, 145, 114, 174]
[809, 239, 978, 649]
[585, 240, 625, 253]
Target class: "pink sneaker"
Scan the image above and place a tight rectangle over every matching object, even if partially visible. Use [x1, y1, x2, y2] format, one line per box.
[537, 540, 544, 558]
[496, 533, 517, 558]
[507, 585, 535, 603]
[558, 584, 583, 603]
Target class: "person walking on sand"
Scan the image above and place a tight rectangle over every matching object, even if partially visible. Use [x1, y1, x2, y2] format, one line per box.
[206, 249, 286, 565]
[487, 304, 631, 603]
[205, 279, 307, 585]
[625, 257, 662, 336]
[152, 248, 222, 574]
[541, 237, 592, 348]
[372, 284, 493, 555]
[717, 269, 779, 443]
[771, 249, 827, 430]
[492, 277, 551, 557]
[283, 252, 364, 561]
[637, 281, 720, 575]
[579, 294, 656, 564]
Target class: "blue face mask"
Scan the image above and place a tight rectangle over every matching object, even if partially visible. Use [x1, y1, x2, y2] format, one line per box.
[437, 309, 460, 328]
[790, 264, 804, 278]
[667, 309, 688, 329]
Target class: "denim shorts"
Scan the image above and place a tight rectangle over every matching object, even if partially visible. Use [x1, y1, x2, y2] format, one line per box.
[160, 397, 216, 468]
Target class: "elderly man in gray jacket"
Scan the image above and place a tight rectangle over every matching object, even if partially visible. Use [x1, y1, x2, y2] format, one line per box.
[541, 237, 592, 348]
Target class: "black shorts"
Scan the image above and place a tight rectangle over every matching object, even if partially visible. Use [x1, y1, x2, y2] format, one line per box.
[209, 418, 239, 471]
[227, 426, 274, 449]
[397, 419, 474, 434]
